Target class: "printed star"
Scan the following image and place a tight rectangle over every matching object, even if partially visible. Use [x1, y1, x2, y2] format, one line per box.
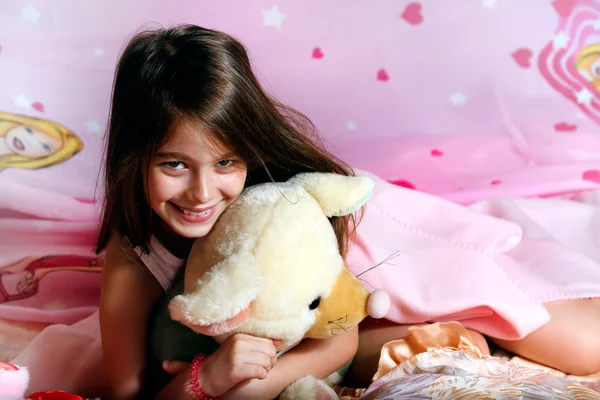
[263, 5, 286, 29]
[22, 6, 41, 24]
[576, 88, 593, 106]
[34, 221, 53, 231]
[450, 92, 467, 106]
[86, 120, 103, 134]
[552, 32, 570, 49]
[93, 47, 104, 57]
[593, 19, 600, 30]
[346, 120, 357, 131]
[482, 0, 497, 8]
[44, 300, 66, 310]
[12, 94, 31, 108]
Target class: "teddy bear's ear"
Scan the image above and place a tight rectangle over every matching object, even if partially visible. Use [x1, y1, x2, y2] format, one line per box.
[289, 172, 375, 217]
[169, 254, 263, 330]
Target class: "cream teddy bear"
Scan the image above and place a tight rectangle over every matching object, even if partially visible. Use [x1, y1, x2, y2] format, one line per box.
[168, 172, 390, 399]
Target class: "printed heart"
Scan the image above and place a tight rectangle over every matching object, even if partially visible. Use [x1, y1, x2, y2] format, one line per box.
[430, 149, 444, 157]
[377, 69, 389, 82]
[491, 179, 502, 185]
[401, 2, 423, 25]
[312, 47, 324, 59]
[552, 0, 574, 17]
[390, 179, 416, 190]
[554, 122, 577, 132]
[583, 170, 600, 183]
[74, 197, 97, 204]
[511, 48, 533, 69]
[31, 102, 44, 112]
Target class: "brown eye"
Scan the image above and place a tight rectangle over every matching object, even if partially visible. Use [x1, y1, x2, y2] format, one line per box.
[309, 296, 321, 310]
[163, 161, 184, 170]
[216, 159, 234, 168]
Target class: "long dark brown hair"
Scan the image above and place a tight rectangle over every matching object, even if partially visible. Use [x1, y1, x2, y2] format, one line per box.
[96, 24, 357, 256]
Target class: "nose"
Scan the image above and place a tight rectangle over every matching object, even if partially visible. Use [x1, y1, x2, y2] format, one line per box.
[189, 169, 217, 204]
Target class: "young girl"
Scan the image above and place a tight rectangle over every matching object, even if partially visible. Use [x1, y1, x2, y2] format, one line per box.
[96, 24, 360, 399]
[97, 23, 600, 400]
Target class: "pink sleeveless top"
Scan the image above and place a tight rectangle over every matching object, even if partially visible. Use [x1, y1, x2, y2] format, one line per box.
[134, 236, 186, 291]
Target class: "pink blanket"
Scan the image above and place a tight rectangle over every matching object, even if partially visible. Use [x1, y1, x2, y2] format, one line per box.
[349, 172, 600, 340]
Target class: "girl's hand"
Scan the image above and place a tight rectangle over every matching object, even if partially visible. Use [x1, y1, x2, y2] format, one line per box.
[162, 333, 278, 397]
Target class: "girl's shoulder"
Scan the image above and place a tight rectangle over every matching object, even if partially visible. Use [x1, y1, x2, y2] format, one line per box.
[132, 236, 186, 291]
[104, 234, 186, 292]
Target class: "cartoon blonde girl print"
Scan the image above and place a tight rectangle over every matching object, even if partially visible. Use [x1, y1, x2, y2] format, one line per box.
[576, 43, 600, 91]
[0, 111, 83, 172]
[0, 255, 103, 304]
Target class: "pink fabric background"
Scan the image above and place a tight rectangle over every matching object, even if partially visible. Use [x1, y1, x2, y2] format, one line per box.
[0, 0, 599, 205]
[1, 1, 600, 393]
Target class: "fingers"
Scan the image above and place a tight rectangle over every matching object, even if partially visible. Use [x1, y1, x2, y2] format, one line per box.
[243, 351, 273, 372]
[230, 334, 277, 358]
[232, 362, 269, 382]
[162, 360, 190, 375]
[230, 334, 279, 370]
[199, 333, 280, 395]
[233, 333, 276, 346]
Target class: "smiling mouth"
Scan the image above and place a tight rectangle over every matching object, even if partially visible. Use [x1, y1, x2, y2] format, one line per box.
[175, 204, 215, 216]
[12, 137, 25, 151]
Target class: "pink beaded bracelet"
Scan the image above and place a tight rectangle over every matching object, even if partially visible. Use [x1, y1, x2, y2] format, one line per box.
[188, 354, 214, 400]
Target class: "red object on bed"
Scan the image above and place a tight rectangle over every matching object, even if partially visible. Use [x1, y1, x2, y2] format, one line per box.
[26, 390, 84, 400]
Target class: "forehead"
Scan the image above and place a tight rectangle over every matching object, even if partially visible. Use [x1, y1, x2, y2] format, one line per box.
[160, 120, 230, 154]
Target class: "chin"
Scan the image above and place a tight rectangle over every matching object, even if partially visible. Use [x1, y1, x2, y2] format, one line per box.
[171, 224, 213, 239]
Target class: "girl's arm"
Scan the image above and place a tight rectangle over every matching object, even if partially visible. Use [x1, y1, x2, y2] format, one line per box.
[100, 235, 164, 400]
[222, 326, 359, 400]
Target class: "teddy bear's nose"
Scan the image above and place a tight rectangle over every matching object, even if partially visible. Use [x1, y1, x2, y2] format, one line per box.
[367, 289, 390, 319]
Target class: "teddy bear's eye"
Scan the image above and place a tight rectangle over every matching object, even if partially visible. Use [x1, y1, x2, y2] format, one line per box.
[309, 296, 321, 310]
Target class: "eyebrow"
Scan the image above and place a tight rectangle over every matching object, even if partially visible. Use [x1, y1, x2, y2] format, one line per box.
[219, 151, 239, 160]
[154, 150, 239, 161]
[154, 151, 192, 161]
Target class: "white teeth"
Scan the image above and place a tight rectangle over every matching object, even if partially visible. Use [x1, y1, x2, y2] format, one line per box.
[180, 207, 210, 217]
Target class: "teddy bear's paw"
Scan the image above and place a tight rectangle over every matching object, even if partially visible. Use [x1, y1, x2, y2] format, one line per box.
[312, 378, 339, 400]
[323, 371, 343, 387]
[280, 375, 338, 400]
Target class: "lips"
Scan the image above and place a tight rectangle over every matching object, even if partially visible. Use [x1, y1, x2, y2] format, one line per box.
[170, 201, 218, 224]
[175, 203, 217, 215]
[12, 137, 25, 151]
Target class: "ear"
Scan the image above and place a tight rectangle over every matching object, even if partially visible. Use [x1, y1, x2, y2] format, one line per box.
[288, 172, 374, 217]
[169, 253, 263, 328]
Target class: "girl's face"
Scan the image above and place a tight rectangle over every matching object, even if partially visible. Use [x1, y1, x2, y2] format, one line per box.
[4, 125, 62, 158]
[148, 122, 247, 239]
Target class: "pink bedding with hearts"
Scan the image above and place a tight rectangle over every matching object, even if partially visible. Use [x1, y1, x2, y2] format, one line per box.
[1, 0, 600, 396]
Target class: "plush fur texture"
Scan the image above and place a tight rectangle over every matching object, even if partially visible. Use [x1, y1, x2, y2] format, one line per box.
[279, 375, 339, 400]
[288, 173, 375, 217]
[168, 172, 390, 398]
[0, 362, 29, 399]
